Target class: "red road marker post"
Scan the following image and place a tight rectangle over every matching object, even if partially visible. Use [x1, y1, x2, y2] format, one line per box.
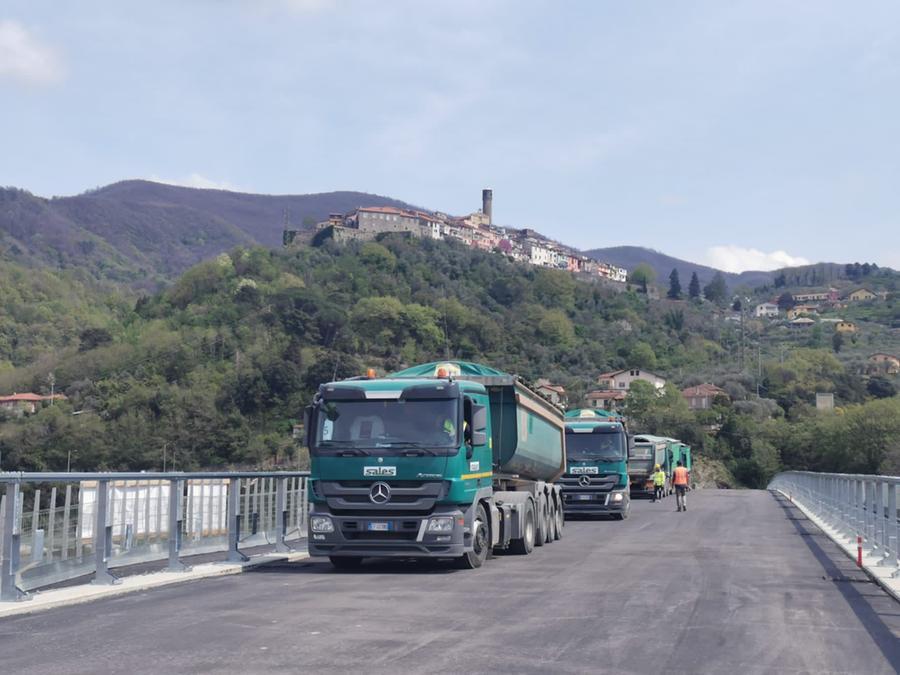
[857, 535, 863, 568]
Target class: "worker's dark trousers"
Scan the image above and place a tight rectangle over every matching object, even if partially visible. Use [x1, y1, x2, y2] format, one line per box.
[653, 485, 664, 502]
[675, 485, 687, 511]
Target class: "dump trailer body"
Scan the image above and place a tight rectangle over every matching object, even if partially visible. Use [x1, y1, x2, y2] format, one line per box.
[559, 410, 630, 517]
[391, 361, 565, 483]
[306, 361, 565, 567]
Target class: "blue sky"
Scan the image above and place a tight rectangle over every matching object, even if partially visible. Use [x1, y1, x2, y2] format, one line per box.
[2, 1, 899, 271]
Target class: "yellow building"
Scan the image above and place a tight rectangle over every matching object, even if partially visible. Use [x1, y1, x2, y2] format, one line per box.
[835, 321, 857, 333]
[847, 288, 877, 302]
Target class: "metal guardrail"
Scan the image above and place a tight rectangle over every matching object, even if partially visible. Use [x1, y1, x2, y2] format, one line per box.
[0, 471, 309, 602]
[769, 471, 900, 576]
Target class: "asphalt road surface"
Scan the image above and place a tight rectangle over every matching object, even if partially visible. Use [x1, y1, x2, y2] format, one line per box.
[1, 490, 898, 674]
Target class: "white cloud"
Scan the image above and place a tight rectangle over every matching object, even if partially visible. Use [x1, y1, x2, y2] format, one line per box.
[148, 173, 239, 191]
[0, 20, 64, 85]
[705, 245, 810, 273]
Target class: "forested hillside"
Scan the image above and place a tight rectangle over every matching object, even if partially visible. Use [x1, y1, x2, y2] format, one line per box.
[0, 236, 897, 485]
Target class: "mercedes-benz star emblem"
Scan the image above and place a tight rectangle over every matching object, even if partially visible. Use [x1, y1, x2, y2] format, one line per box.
[369, 482, 392, 504]
[578, 475, 592, 487]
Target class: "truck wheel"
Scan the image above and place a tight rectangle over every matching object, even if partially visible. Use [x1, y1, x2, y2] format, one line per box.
[548, 503, 557, 542]
[535, 500, 547, 548]
[329, 556, 363, 570]
[553, 501, 563, 540]
[509, 501, 535, 555]
[456, 504, 489, 569]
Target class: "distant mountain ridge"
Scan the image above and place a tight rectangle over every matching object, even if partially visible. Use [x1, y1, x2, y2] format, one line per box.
[0, 180, 416, 285]
[583, 246, 776, 289]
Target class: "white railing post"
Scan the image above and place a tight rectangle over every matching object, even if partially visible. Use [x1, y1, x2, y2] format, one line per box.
[881, 481, 898, 570]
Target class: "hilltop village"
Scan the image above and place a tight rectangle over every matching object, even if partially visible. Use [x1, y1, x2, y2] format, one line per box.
[284, 189, 628, 285]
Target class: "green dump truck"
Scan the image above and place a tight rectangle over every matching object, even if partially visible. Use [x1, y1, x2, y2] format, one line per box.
[629, 434, 671, 497]
[559, 409, 630, 518]
[663, 438, 692, 487]
[305, 361, 566, 570]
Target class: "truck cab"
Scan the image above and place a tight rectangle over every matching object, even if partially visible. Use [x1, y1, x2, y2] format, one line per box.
[559, 409, 630, 519]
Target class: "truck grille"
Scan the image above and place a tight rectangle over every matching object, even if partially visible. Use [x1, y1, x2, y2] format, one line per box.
[318, 480, 445, 513]
[558, 474, 619, 492]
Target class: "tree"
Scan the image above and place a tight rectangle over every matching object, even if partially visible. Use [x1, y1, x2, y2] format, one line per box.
[776, 292, 795, 311]
[629, 342, 658, 370]
[867, 376, 897, 399]
[688, 272, 701, 299]
[629, 264, 656, 294]
[79, 327, 113, 352]
[667, 268, 682, 299]
[831, 331, 844, 354]
[703, 273, 728, 305]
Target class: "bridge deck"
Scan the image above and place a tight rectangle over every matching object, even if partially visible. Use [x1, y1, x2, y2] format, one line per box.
[1, 490, 898, 673]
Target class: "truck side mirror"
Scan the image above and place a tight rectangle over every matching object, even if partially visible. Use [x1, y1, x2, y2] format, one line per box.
[303, 405, 314, 449]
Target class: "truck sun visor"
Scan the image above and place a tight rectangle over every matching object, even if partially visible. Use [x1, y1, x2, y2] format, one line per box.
[319, 385, 366, 400]
[399, 382, 459, 400]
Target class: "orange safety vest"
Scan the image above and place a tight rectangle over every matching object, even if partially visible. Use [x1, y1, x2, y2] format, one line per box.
[673, 466, 689, 486]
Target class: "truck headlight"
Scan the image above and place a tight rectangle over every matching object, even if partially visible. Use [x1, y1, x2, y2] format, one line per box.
[310, 516, 334, 533]
[611, 493, 624, 503]
[427, 517, 454, 533]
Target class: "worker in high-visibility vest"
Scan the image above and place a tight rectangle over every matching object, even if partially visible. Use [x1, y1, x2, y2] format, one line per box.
[651, 464, 666, 502]
[672, 461, 690, 512]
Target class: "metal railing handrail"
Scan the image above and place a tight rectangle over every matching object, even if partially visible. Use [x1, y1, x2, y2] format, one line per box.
[769, 470, 900, 485]
[2, 470, 310, 603]
[769, 470, 900, 578]
[0, 470, 310, 482]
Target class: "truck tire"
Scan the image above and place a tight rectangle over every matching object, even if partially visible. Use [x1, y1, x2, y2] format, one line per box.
[535, 499, 548, 547]
[553, 500, 563, 540]
[329, 556, 363, 570]
[509, 501, 535, 555]
[547, 503, 557, 542]
[456, 504, 489, 569]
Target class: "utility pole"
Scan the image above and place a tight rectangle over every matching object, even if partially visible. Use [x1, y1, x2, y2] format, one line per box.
[757, 342, 762, 398]
[163, 442, 168, 472]
[48, 372, 56, 405]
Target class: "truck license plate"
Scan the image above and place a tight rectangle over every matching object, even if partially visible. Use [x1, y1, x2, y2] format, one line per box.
[576, 495, 592, 501]
[367, 521, 392, 531]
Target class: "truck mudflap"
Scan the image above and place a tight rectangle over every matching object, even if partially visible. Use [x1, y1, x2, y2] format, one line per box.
[308, 503, 473, 559]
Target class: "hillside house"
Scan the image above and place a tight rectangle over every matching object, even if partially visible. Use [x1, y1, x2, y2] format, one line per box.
[847, 288, 877, 302]
[788, 317, 815, 329]
[835, 321, 858, 333]
[585, 389, 627, 412]
[867, 353, 900, 375]
[0, 393, 66, 416]
[794, 289, 839, 303]
[786, 305, 819, 320]
[535, 380, 567, 407]
[681, 384, 729, 410]
[755, 303, 779, 318]
[597, 368, 666, 392]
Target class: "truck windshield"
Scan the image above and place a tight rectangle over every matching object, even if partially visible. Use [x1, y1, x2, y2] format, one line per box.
[565, 431, 626, 462]
[313, 398, 460, 455]
[630, 444, 654, 459]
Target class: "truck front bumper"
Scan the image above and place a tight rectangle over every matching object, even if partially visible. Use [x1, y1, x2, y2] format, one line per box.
[307, 504, 469, 558]
[562, 488, 629, 515]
